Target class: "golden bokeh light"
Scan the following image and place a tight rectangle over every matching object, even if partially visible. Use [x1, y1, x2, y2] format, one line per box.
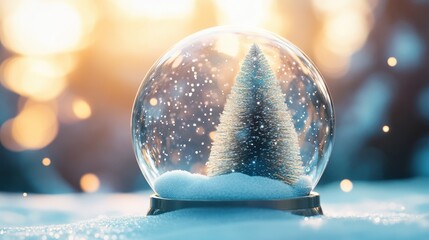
[323, 11, 369, 56]
[216, 35, 240, 57]
[149, 98, 158, 106]
[0, 57, 68, 101]
[312, 0, 372, 15]
[56, 94, 91, 124]
[11, 102, 58, 150]
[340, 179, 353, 192]
[314, 46, 350, 78]
[0, 119, 25, 151]
[215, 0, 272, 27]
[387, 57, 397, 67]
[0, 0, 93, 55]
[313, 0, 373, 78]
[72, 98, 92, 120]
[42, 157, 51, 166]
[209, 131, 216, 141]
[382, 125, 390, 133]
[80, 173, 100, 193]
[112, 0, 195, 19]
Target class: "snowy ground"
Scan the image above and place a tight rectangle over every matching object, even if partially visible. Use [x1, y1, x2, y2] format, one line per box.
[0, 178, 428, 239]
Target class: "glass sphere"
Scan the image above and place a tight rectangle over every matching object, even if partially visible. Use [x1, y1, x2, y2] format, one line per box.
[132, 27, 334, 200]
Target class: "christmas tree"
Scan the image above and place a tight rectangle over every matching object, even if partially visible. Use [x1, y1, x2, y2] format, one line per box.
[207, 44, 303, 185]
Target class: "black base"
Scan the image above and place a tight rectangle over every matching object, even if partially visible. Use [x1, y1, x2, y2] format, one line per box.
[147, 192, 323, 216]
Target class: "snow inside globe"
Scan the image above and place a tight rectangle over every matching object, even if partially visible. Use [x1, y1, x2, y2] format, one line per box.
[131, 27, 334, 202]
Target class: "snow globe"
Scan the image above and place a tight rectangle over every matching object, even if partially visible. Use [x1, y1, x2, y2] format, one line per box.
[131, 27, 334, 216]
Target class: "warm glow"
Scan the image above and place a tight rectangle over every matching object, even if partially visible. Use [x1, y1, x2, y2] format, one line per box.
[340, 179, 353, 192]
[216, 0, 272, 26]
[313, 0, 373, 79]
[382, 125, 390, 133]
[42, 157, 51, 166]
[72, 99, 92, 119]
[11, 102, 58, 150]
[323, 11, 368, 56]
[216, 35, 240, 57]
[112, 0, 194, 19]
[0, 119, 24, 151]
[314, 45, 350, 78]
[312, 0, 371, 15]
[209, 131, 216, 141]
[149, 98, 158, 106]
[80, 173, 100, 193]
[0, 57, 68, 101]
[387, 57, 397, 67]
[0, 0, 87, 55]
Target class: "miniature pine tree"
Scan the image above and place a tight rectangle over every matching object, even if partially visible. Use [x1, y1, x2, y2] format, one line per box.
[206, 44, 303, 185]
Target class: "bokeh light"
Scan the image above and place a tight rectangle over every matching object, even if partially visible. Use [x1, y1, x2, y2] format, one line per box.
[215, 0, 272, 27]
[382, 125, 390, 133]
[387, 57, 397, 67]
[0, 0, 97, 55]
[323, 11, 369, 56]
[112, 0, 195, 19]
[312, 0, 374, 78]
[72, 99, 92, 120]
[80, 173, 100, 193]
[42, 158, 52, 167]
[9, 102, 58, 150]
[340, 179, 353, 192]
[209, 131, 216, 141]
[0, 57, 68, 101]
[0, 119, 23, 152]
[149, 98, 158, 106]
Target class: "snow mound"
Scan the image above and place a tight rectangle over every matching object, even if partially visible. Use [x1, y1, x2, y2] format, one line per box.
[154, 170, 312, 200]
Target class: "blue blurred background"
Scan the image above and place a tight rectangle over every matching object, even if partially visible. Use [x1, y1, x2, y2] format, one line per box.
[0, 0, 428, 194]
